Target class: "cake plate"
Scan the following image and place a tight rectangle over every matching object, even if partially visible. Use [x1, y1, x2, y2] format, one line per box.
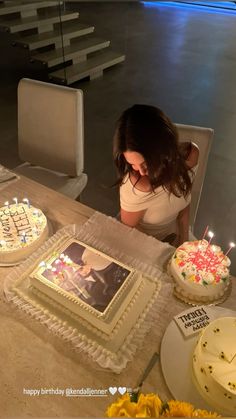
[160, 306, 236, 415]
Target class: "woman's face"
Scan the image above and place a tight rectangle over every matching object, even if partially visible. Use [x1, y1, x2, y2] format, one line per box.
[77, 264, 91, 277]
[123, 151, 148, 176]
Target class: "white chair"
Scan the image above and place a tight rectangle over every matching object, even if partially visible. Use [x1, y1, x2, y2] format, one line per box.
[176, 123, 214, 239]
[14, 78, 88, 200]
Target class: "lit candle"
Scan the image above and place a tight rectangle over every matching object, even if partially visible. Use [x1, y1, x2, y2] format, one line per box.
[4, 201, 10, 209]
[193, 243, 203, 265]
[39, 261, 47, 268]
[22, 198, 30, 208]
[33, 210, 40, 217]
[225, 242, 235, 257]
[206, 244, 217, 270]
[204, 231, 214, 263]
[207, 231, 214, 245]
[21, 232, 26, 243]
[13, 197, 18, 205]
[201, 225, 209, 241]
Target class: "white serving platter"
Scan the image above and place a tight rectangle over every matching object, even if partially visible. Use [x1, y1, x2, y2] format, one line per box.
[160, 306, 236, 414]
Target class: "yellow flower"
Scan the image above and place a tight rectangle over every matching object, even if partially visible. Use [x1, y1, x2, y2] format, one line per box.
[106, 394, 137, 417]
[162, 400, 194, 417]
[106, 394, 221, 418]
[192, 409, 220, 417]
[136, 393, 162, 417]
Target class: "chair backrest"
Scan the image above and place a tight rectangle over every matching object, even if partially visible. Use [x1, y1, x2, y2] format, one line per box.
[18, 78, 84, 177]
[176, 123, 214, 233]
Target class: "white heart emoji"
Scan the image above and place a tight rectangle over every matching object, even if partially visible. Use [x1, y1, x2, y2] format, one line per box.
[118, 386, 126, 395]
[109, 387, 117, 395]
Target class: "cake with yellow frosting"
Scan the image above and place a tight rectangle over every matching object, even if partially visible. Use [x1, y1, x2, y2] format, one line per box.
[169, 240, 230, 302]
[192, 316, 236, 416]
[0, 202, 48, 264]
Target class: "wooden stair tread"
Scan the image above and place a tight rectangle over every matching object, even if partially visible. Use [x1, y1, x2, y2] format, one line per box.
[0, 1, 61, 16]
[32, 37, 110, 66]
[0, 11, 79, 32]
[49, 50, 125, 84]
[14, 21, 95, 49]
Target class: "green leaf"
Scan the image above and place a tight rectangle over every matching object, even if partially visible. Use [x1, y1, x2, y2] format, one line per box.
[161, 401, 169, 414]
[130, 391, 139, 403]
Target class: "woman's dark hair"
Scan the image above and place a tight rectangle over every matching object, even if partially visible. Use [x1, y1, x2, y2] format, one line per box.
[113, 104, 192, 197]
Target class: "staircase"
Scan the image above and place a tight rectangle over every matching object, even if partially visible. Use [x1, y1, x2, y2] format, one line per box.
[0, 0, 125, 84]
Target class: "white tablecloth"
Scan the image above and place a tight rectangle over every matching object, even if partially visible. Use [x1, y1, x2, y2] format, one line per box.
[1, 212, 235, 417]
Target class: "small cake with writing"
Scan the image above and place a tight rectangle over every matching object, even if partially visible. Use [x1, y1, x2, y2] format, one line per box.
[0, 201, 48, 264]
[192, 316, 236, 416]
[169, 240, 230, 302]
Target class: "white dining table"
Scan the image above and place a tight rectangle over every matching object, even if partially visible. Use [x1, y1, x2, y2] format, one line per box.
[0, 174, 235, 417]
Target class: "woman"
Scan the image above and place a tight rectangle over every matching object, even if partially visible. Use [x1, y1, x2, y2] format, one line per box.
[113, 104, 199, 246]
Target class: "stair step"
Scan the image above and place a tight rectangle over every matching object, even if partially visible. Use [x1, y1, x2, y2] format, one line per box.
[13, 21, 94, 50]
[0, 10, 79, 33]
[49, 50, 125, 84]
[32, 36, 110, 67]
[0, 1, 61, 16]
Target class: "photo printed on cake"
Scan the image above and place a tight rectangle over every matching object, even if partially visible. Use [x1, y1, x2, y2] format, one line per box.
[41, 241, 131, 312]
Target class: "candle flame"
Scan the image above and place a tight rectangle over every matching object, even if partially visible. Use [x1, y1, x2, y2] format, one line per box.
[39, 261, 46, 268]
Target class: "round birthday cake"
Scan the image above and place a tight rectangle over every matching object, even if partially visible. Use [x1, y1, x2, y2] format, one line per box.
[0, 201, 48, 264]
[169, 240, 230, 302]
[192, 316, 236, 416]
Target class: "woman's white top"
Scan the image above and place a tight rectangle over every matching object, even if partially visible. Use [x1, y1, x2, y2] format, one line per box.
[120, 166, 197, 240]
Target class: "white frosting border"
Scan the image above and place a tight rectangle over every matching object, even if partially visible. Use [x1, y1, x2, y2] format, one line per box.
[3, 221, 172, 373]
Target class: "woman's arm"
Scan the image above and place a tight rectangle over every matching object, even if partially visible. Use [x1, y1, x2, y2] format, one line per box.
[177, 204, 190, 245]
[120, 208, 146, 227]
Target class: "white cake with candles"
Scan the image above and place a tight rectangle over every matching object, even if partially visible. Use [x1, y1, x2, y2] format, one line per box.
[29, 238, 159, 354]
[192, 316, 236, 416]
[0, 199, 48, 264]
[169, 239, 231, 302]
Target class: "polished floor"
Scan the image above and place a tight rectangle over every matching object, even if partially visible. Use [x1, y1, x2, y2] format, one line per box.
[0, 1, 236, 274]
